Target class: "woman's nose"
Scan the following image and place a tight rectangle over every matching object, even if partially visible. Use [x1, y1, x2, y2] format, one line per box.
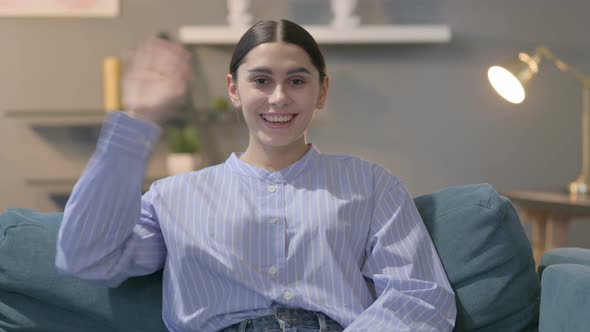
[268, 84, 289, 108]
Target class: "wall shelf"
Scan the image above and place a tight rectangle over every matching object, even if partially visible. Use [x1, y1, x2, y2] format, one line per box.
[27, 177, 163, 210]
[6, 108, 241, 209]
[3, 108, 241, 126]
[168, 108, 243, 125]
[4, 109, 105, 126]
[26, 177, 161, 192]
[179, 24, 452, 45]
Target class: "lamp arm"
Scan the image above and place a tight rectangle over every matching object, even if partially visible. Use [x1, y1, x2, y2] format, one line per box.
[536, 46, 590, 88]
[535, 46, 590, 193]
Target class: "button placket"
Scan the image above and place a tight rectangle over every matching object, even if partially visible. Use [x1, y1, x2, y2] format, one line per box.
[265, 180, 285, 287]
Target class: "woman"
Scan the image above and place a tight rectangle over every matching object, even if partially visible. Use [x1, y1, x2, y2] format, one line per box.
[57, 20, 456, 332]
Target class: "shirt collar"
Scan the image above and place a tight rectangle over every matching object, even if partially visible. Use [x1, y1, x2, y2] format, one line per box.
[225, 144, 320, 182]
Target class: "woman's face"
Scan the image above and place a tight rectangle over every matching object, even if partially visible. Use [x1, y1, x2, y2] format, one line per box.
[227, 42, 329, 150]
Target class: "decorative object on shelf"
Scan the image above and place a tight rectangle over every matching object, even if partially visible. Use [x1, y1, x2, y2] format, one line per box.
[179, 0, 450, 45]
[226, 0, 252, 29]
[0, 0, 119, 18]
[166, 125, 203, 176]
[102, 56, 122, 112]
[330, 0, 360, 29]
[488, 45, 590, 195]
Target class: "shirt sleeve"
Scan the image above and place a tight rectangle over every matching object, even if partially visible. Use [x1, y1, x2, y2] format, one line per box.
[344, 167, 456, 331]
[55, 111, 167, 287]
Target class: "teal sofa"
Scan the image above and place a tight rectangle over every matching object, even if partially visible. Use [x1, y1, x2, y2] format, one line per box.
[1, 183, 589, 331]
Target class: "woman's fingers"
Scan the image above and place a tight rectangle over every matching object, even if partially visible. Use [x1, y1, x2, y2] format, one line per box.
[131, 36, 191, 77]
[121, 36, 193, 124]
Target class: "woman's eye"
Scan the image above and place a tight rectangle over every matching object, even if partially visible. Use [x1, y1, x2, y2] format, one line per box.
[253, 78, 268, 85]
[291, 78, 305, 85]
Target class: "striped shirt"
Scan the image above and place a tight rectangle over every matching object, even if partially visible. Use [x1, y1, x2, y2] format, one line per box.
[56, 111, 456, 331]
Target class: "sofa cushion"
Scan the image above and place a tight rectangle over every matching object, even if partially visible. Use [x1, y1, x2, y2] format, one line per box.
[538, 263, 590, 332]
[538, 247, 590, 278]
[0, 208, 167, 332]
[414, 183, 540, 332]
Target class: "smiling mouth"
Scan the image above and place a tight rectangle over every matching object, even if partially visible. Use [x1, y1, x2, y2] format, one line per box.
[260, 114, 297, 124]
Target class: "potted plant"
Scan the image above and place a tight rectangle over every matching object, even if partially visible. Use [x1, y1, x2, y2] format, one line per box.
[165, 125, 203, 175]
[211, 96, 230, 112]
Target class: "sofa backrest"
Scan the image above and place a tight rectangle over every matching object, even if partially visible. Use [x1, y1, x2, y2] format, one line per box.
[0, 183, 540, 331]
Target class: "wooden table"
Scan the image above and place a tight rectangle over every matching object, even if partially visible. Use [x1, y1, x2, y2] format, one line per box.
[501, 190, 590, 263]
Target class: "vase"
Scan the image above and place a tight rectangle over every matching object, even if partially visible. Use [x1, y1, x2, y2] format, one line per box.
[226, 0, 252, 29]
[166, 153, 203, 176]
[330, 0, 360, 28]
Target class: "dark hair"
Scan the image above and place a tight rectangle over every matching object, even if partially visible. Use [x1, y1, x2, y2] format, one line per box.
[229, 19, 327, 84]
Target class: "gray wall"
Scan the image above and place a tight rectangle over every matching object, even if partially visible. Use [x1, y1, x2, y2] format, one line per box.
[1, 0, 589, 247]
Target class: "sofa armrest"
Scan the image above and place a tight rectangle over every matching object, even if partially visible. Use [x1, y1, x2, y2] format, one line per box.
[415, 184, 540, 331]
[538, 263, 590, 332]
[0, 208, 166, 331]
[538, 247, 590, 278]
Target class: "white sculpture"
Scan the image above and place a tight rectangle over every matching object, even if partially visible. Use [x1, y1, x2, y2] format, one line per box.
[227, 0, 252, 29]
[330, 0, 360, 28]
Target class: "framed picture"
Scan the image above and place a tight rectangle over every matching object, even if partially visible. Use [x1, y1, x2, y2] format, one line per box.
[0, 0, 119, 18]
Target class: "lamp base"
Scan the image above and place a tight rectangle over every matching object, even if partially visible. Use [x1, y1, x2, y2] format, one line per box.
[569, 180, 590, 195]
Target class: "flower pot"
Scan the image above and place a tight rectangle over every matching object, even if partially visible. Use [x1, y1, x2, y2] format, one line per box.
[166, 153, 203, 176]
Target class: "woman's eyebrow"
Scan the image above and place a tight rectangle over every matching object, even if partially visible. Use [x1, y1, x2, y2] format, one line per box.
[287, 67, 312, 75]
[247, 67, 273, 75]
[247, 67, 312, 75]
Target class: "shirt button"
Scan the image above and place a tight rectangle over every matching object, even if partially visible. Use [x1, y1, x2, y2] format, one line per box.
[267, 185, 277, 193]
[283, 290, 293, 300]
[268, 266, 278, 276]
[269, 217, 278, 224]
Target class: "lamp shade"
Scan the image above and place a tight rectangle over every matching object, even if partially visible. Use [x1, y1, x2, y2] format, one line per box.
[487, 52, 542, 104]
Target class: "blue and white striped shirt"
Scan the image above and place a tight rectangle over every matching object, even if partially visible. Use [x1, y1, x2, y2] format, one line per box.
[56, 112, 456, 331]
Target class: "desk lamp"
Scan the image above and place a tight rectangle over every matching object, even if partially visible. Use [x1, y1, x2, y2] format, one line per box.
[488, 46, 590, 194]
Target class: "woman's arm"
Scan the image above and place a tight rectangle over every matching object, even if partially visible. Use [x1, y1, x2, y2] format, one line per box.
[56, 37, 192, 287]
[55, 112, 166, 287]
[345, 168, 456, 331]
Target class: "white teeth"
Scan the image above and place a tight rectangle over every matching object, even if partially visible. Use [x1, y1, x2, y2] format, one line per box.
[262, 114, 294, 123]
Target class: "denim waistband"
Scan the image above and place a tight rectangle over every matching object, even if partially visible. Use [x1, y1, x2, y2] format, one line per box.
[222, 307, 344, 332]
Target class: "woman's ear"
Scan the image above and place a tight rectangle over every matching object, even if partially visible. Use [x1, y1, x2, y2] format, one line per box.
[316, 75, 330, 109]
[226, 73, 241, 108]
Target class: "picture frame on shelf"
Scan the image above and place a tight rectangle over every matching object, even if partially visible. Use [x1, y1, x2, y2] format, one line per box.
[0, 0, 119, 18]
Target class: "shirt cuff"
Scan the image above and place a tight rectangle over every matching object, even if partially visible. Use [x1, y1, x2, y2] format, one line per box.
[96, 111, 162, 160]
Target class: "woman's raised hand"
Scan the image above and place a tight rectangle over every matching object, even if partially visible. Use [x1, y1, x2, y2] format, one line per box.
[123, 36, 193, 125]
